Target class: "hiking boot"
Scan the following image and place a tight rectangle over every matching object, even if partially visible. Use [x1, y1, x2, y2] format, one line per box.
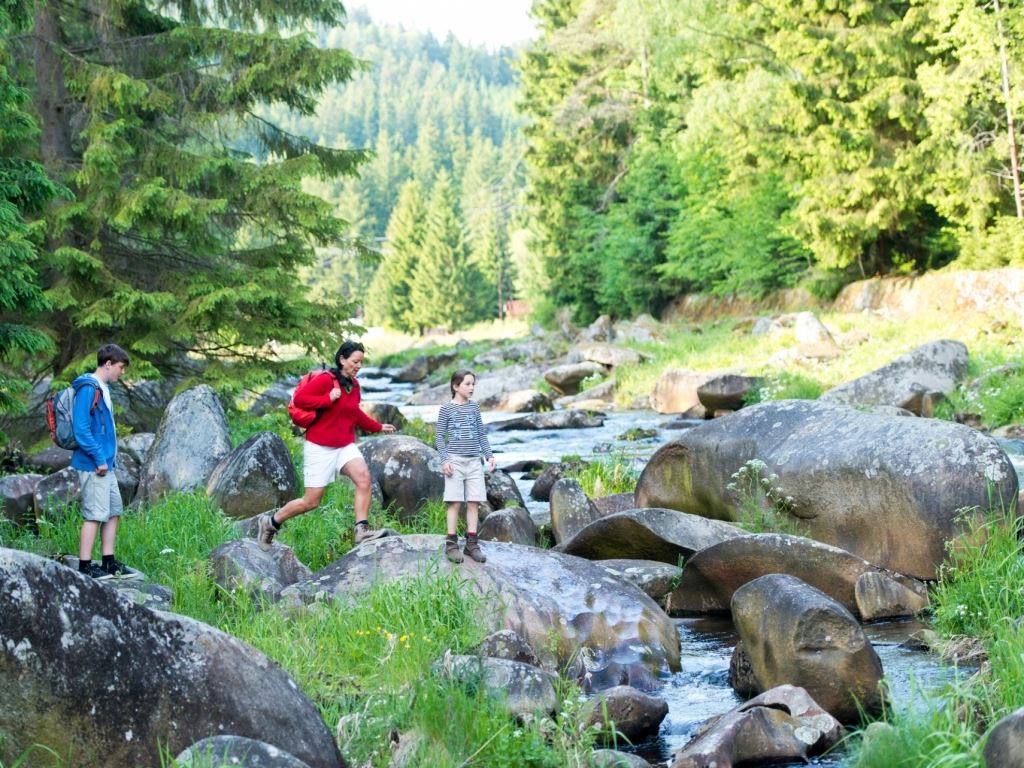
[80, 562, 113, 581]
[463, 534, 486, 563]
[256, 512, 279, 550]
[444, 536, 464, 564]
[354, 523, 386, 545]
[102, 558, 142, 580]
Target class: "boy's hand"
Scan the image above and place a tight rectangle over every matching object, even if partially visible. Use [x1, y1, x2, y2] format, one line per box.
[442, 462, 454, 477]
[96, 464, 108, 476]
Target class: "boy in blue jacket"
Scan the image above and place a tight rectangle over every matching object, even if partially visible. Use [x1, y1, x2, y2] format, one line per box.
[72, 343, 139, 580]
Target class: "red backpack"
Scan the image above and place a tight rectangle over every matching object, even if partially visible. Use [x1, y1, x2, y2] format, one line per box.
[287, 370, 337, 429]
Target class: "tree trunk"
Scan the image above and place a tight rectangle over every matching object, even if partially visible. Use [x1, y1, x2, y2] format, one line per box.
[33, 2, 75, 170]
[995, 0, 1024, 218]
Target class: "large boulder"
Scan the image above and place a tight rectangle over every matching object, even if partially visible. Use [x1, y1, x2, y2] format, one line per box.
[557, 508, 745, 565]
[820, 339, 968, 414]
[984, 706, 1024, 768]
[529, 461, 586, 501]
[549, 478, 601, 544]
[731, 574, 885, 723]
[1, 473, 42, 526]
[583, 685, 668, 744]
[392, 350, 458, 383]
[436, 655, 558, 717]
[478, 506, 538, 546]
[408, 363, 548, 408]
[28, 446, 73, 473]
[491, 410, 604, 431]
[359, 436, 444, 522]
[209, 539, 313, 603]
[579, 343, 646, 368]
[485, 468, 526, 510]
[670, 685, 843, 768]
[176, 736, 313, 768]
[696, 375, 763, 412]
[667, 533, 928, 620]
[497, 389, 554, 413]
[0, 548, 343, 768]
[118, 432, 156, 466]
[32, 467, 81, 524]
[281, 535, 681, 691]
[650, 370, 722, 415]
[358, 402, 407, 432]
[137, 385, 232, 503]
[543, 361, 605, 395]
[634, 399, 1019, 579]
[594, 559, 683, 603]
[206, 432, 298, 520]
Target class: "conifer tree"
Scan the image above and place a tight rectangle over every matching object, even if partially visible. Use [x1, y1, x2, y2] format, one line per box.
[365, 179, 425, 331]
[409, 172, 479, 332]
[16, 0, 367, 386]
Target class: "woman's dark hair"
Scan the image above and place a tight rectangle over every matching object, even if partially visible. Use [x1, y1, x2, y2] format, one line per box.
[97, 344, 130, 367]
[334, 340, 366, 368]
[450, 368, 475, 397]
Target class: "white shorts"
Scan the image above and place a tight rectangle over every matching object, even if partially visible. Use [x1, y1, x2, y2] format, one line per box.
[78, 470, 123, 523]
[303, 441, 364, 488]
[444, 455, 487, 503]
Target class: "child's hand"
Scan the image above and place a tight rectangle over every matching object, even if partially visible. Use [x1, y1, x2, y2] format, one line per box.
[442, 462, 454, 476]
[486, 457, 496, 472]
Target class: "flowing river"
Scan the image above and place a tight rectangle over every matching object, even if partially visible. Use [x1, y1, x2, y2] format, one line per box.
[363, 370, 1024, 766]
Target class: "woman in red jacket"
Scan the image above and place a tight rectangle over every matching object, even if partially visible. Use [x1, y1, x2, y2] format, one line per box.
[257, 341, 396, 549]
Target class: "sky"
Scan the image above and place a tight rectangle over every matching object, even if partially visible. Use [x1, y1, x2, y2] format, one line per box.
[351, 1, 537, 50]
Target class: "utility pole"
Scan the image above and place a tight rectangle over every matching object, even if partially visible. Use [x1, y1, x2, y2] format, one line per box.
[995, 0, 1024, 217]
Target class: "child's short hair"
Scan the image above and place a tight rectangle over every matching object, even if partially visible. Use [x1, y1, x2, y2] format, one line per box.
[334, 340, 366, 368]
[450, 369, 475, 397]
[97, 344, 130, 367]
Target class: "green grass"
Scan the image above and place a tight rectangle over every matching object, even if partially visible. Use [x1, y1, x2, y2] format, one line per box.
[2, 486, 598, 767]
[568, 453, 639, 497]
[849, 508, 1024, 767]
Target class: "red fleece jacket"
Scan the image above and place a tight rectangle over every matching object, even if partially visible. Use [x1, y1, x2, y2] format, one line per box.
[293, 371, 382, 448]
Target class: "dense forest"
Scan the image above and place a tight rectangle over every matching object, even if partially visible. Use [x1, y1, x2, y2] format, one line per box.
[3, 0, 1024, 412]
[520, 0, 1024, 322]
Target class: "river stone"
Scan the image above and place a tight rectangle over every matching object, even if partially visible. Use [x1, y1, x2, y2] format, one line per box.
[550, 478, 601, 544]
[28, 446, 72, 473]
[1, 473, 42, 526]
[670, 684, 843, 768]
[478, 506, 538, 545]
[665, 533, 928, 619]
[650, 369, 722, 415]
[593, 750, 652, 768]
[557, 508, 745, 565]
[205, 432, 298, 520]
[499, 388, 554, 413]
[594, 559, 682, 602]
[392, 350, 458, 383]
[118, 432, 156, 465]
[820, 339, 968, 414]
[209, 539, 313, 603]
[543, 361, 606, 395]
[409, 363, 548, 408]
[115, 376, 183, 434]
[436, 654, 559, 717]
[580, 343, 645, 368]
[529, 460, 586, 501]
[594, 492, 637, 516]
[116, 451, 141, 505]
[358, 401, 407, 431]
[696, 374, 763, 412]
[855, 571, 931, 621]
[476, 629, 542, 667]
[634, 399, 1019, 579]
[491, 410, 605, 431]
[32, 467, 81, 523]
[984, 706, 1024, 768]
[486, 468, 526, 509]
[359, 436, 443, 521]
[731, 574, 885, 723]
[176, 736, 313, 768]
[138, 385, 231, 503]
[281, 535, 680, 690]
[0, 547, 343, 768]
[584, 684, 668, 745]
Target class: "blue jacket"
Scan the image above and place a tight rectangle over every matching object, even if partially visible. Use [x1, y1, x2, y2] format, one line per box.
[70, 375, 117, 472]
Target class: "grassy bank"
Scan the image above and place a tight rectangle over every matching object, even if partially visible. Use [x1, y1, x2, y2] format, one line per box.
[0, 477, 599, 767]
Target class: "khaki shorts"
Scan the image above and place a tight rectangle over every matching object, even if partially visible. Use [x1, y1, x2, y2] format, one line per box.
[444, 456, 487, 503]
[304, 441, 363, 488]
[78, 470, 124, 523]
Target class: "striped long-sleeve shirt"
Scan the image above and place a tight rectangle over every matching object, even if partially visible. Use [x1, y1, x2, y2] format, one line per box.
[434, 400, 493, 462]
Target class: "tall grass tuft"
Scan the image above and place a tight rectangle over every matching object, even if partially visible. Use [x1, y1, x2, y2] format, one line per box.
[569, 453, 639, 498]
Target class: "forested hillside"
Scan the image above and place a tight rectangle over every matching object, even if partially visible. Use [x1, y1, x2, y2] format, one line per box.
[263, 10, 528, 330]
[519, 0, 1024, 323]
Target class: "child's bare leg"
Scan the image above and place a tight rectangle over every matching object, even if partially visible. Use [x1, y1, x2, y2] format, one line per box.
[446, 502, 461, 536]
[466, 502, 479, 533]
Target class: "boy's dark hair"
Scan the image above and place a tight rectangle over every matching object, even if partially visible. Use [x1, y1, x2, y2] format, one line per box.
[97, 344, 130, 367]
[450, 369, 475, 397]
[334, 340, 366, 368]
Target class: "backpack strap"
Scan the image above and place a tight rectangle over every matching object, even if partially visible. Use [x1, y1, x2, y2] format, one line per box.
[72, 380, 103, 414]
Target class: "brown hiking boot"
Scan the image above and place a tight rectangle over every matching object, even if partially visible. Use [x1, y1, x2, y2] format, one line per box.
[256, 512, 279, 550]
[444, 536, 464, 563]
[463, 534, 486, 563]
[354, 522, 386, 545]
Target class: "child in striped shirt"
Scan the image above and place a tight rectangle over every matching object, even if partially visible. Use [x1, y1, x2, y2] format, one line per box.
[435, 369, 495, 563]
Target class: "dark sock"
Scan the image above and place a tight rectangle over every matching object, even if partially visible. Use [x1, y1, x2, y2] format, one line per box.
[79, 559, 91, 573]
[466, 531, 477, 538]
[446, 533, 458, 542]
[270, 515, 281, 530]
[355, 520, 369, 529]
[102, 554, 115, 567]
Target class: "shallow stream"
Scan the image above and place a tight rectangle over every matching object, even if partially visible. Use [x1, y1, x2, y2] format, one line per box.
[363, 371, 1017, 765]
